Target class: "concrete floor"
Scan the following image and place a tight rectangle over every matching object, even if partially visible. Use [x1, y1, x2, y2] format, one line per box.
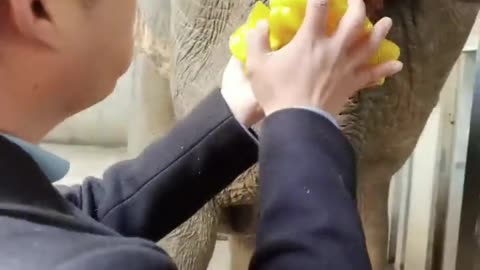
[208, 241, 231, 270]
[42, 143, 232, 270]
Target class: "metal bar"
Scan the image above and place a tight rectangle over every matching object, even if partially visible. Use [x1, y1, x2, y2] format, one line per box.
[388, 171, 404, 263]
[430, 58, 463, 270]
[404, 104, 443, 270]
[392, 157, 414, 270]
[425, 80, 462, 270]
[455, 47, 480, 270]
[389, 46, 477, 270]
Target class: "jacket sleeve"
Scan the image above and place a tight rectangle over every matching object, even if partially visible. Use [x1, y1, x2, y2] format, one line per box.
[55, 89, 258, 241]
[249, 109, 372, 270]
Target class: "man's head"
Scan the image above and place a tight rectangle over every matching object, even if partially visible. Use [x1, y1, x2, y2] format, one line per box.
[0, 0, 136, 142]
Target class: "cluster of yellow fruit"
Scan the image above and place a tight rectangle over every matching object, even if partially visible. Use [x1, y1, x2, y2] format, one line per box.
[229, 0, 400, 85]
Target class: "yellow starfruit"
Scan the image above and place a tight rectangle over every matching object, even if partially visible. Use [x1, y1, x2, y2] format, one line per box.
[229, 0, 401, 85]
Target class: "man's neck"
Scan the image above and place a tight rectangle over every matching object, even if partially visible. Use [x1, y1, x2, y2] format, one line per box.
[0, 118, 48, 143]
[0, 98, 59, 144]
[0, 56, 65, 144]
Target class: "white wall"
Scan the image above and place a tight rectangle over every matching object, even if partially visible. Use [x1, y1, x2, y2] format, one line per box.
[43, 64, 135, 146]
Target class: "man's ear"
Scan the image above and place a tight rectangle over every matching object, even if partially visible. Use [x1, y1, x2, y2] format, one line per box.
[8, 0, 58, 48]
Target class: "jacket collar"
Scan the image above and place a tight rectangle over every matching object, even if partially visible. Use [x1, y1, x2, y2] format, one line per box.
[0, 135, 70, 211]
[1, 135, 69, 182]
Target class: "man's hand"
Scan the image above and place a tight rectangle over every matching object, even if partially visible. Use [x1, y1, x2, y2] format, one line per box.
[245, 0, 403, 117]
[221, 57, 264, 127]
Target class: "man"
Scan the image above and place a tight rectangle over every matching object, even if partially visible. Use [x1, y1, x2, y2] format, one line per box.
[0, 0, 402, 269]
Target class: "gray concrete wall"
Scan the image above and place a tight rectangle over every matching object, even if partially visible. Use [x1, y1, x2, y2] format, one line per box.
[43, 64, 133, 146]
[43, 0, 174, 148]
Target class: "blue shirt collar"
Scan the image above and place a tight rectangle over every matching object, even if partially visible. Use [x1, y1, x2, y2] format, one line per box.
[2, 135, 70, 183]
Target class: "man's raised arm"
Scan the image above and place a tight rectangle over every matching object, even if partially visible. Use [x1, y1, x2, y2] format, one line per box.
[57, 89, 258, 241]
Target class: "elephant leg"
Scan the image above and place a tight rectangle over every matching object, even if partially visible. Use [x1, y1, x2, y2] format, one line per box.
[357, 169, 391, 270]
[225, 204, 258, 270]
[158, 201, 220, 270]
[229, 235, 256, 270]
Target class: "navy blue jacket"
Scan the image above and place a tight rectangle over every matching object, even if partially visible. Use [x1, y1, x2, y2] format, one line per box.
[0, 89, 371, 270]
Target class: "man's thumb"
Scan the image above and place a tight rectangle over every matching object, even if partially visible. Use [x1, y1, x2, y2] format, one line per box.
[246, 20, 271, 64]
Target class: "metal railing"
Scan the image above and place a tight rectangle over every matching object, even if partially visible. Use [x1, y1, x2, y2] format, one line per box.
[388, 36, 479, 270]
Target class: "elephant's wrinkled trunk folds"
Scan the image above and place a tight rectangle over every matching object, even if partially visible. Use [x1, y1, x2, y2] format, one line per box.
[153, 0, 480, 269]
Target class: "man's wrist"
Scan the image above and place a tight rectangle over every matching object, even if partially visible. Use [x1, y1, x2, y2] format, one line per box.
[294, 106, 339, 128]
[221, 88, 263, 127]
[265, 106, 339, 129]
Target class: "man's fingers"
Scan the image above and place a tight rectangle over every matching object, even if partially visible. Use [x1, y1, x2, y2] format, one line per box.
[246, 20, 271, 72]
[349, 17, 393, 68]
[299, 0, 329, 39]
[335, 0, 367, 46]
[356, 60, 403, 88]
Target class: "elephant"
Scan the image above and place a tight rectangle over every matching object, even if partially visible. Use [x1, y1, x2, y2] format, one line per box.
[132, 0, 480, 269]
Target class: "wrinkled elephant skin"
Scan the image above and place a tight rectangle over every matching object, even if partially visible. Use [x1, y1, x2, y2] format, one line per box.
[138, 0, 480, 269]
